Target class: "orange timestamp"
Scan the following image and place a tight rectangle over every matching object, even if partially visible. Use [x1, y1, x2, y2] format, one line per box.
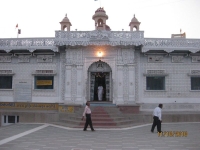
[158, 131, 188, 137]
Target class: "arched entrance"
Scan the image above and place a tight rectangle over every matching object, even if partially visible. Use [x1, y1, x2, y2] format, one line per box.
[88, 60, 112, 102]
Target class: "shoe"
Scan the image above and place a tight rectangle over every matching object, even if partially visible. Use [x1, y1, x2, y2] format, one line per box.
[92, 129, 95, 131]
[151, 130, 154, 133]
[83, 129, 87, 131]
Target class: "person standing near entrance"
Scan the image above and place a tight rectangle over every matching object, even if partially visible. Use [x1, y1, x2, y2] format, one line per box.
[82, 101, 95, 131]
[97, 84, 104, 101]
[151, 104, 163, 133]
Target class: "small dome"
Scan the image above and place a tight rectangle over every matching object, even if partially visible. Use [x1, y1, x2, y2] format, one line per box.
[60, 14, 70, 23]
[131, 14, 139, 22]
[95, 7, 106, 13]
[92, 7, 108, 20]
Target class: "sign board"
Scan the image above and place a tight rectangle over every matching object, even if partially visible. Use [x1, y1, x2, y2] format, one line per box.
[36, 80, 52, 86]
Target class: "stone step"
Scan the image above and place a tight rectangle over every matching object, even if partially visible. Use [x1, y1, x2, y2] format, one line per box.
[65, 116, 129, 122]
[57, 106, 153, 128]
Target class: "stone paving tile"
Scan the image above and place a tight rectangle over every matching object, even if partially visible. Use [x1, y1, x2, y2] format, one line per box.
[0, 123, 200, 150]
[0, 124, 43, 140]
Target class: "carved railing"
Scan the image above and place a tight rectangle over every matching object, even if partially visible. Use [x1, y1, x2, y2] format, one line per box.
[0, 38, 56, 52]
[55, 30, 144, 46]
[1, 33, 200, 53]
[143, 38, 200, 53]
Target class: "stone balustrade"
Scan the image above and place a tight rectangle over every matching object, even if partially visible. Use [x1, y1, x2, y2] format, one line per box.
[0, 31, 200, 53]
[143, 38, 200, 53]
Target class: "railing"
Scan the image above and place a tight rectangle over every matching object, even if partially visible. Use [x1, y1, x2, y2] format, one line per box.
[0, 38, 55, 47]
[0, 33, 200, 53]
[144, 38, 200, 48]
[55, 30, 144, 40]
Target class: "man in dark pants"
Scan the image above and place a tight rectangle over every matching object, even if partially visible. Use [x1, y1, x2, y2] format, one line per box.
[151, 104, 163, 133]
[82, 101, 95, 131]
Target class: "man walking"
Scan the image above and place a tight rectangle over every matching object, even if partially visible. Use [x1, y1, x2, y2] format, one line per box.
[82, 101, 95, 131]
[151, 104, 163, 133]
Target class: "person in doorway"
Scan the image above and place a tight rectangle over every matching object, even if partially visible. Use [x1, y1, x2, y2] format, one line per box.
[82, 101, 95, 131]
[151, 104, 163, 133]
[97, 84, 104, 101]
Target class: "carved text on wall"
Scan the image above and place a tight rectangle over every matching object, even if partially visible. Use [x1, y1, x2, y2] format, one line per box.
[147, 70, 165, 75]
[0, 70, 13, 74]
[37, 55, 53, 63]
[192, 56, 200, 62]
[148, 56, 163, 63]
[18, 55, 30, 63]
[172, 56, 184, 63]
[0, 56, 12, 62]
[191, 70, 200, 75]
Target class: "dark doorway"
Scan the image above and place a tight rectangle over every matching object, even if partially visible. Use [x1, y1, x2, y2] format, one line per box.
[93, 72, 106, 101]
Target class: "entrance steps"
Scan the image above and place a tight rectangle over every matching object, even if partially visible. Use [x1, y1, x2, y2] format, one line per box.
[56, 106, 150, 128]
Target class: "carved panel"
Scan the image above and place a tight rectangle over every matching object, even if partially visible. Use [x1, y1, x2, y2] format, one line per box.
[0, 56, 12, 62]
[117, 48, 134, 64]
[172, 56, 184, 63]
[148, 56, 163, 63]
[123, 65, 129, 103]
[55, 31, 144, 46]
[147, 70, 165, 74]
[0, 70, 13, 74]
[66, 49, 83, 65]
[71, 65, 77, 102]
[143, 38, 200, 53]
[61, 53, 66, 101]
[135, 51, 140, 102]
[191, 70, 200, 75]
[37, 55, 53, 63]
[18, 55, 30, 63]
[192, 56, 200, 62]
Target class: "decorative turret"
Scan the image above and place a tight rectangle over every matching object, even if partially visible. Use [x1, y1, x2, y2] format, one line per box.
[129, 14, 140, 31]
[92, 7, 110, 31]
[60, 14, 72, 31]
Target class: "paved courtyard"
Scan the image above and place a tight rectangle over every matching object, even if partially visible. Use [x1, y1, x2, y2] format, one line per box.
[0, 122, 199, 150]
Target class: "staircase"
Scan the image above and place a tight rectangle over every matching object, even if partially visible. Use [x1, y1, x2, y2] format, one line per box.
[55, 105, 150, 128]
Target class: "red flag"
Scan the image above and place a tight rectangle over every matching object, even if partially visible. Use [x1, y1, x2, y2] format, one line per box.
[16, 24, 18, 28]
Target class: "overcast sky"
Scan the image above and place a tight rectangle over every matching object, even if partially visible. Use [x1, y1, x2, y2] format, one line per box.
[0, 0, 200, 39]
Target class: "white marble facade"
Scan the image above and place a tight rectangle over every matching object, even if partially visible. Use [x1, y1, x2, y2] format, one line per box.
[0, 8, 200, 111]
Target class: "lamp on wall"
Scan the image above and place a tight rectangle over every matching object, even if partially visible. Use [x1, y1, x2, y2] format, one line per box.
[98, 51, 103, 60]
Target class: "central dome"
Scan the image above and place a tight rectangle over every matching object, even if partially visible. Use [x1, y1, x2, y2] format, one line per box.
[92, 7, 108, 20]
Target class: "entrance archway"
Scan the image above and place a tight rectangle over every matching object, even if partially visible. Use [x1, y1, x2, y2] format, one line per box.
[88, 60, 112, 102]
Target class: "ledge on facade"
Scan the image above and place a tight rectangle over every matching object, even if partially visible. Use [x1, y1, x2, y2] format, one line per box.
[59, 103, 82, 107]
[143, 73, 168, 76]
[144, 90, 167, 92]
[116, 104, 140, 107]
[187, 73, 200, 77]
[117, 104, 140, 114]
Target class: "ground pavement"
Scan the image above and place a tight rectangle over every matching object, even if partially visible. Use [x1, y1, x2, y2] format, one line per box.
[0, 122, 199, 150]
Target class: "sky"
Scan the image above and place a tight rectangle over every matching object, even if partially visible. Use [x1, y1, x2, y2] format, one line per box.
[0, 0, 200, 39]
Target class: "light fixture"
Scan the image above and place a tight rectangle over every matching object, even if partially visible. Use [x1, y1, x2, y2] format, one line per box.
[98, 51, 103, 60]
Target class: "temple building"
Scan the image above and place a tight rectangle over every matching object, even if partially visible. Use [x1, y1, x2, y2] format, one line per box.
[0, 7, 200, 113]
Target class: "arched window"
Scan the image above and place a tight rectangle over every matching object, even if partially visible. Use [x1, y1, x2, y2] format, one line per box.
[97, 19, 103, 27]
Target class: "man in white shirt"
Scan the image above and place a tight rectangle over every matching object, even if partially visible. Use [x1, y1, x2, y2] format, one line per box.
[97, 85, 104, 101]
[82, 101, 95, 131]
[151, 104, 163, 133]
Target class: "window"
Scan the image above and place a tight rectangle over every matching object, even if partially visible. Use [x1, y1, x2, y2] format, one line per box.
[191, 77, 200, 90]
[146, 76, 165, 90]
[0, 76, 12, 89]
[34, 76, 54, 89]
